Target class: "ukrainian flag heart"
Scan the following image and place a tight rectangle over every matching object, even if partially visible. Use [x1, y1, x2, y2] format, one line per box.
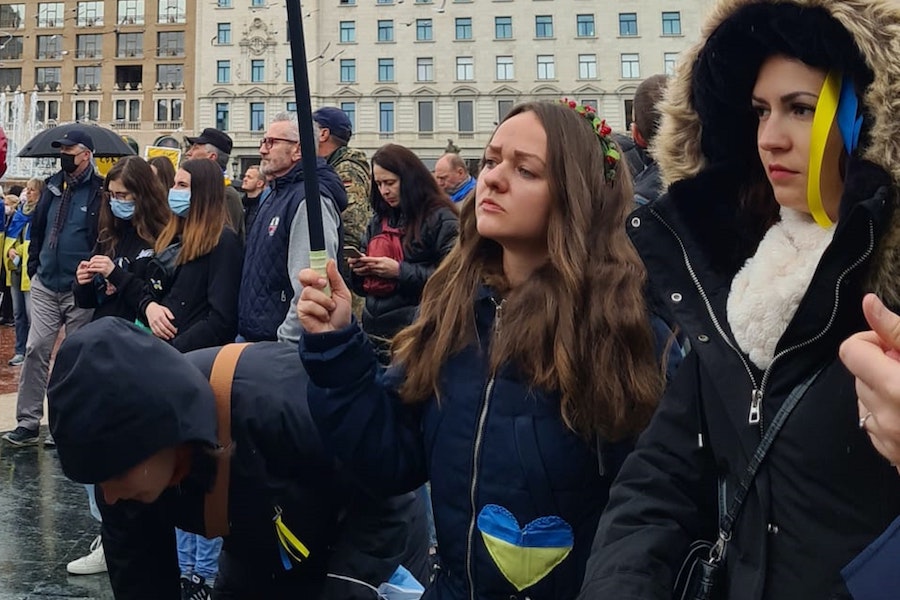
[477, 504, 574, 592]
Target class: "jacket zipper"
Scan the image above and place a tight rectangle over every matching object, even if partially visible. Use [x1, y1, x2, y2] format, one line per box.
[466, 376, 495, 600]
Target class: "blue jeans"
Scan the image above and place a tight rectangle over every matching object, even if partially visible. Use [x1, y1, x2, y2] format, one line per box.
[176, 528, 222, 583]
[86, 484, 101, 522]
[9, 271, 29, 357]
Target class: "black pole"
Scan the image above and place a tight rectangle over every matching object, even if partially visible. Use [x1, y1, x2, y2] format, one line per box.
[286, 0, 325, 253]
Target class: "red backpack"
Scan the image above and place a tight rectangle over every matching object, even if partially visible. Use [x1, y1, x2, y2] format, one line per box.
[363, 220, 404, 297]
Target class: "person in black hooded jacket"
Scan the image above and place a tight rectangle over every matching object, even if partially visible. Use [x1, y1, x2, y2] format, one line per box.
[47, 317, 430, 599]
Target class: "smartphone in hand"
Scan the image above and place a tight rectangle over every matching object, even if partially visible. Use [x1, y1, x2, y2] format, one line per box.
[343, 246, 365, 260]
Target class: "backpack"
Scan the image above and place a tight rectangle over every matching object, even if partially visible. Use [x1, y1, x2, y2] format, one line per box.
[363, 220, 404, 297]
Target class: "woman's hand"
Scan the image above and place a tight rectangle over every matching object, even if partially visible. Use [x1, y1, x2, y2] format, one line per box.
[840, 294, 900, 469]
[88, 255, 116, 278]
[298, 259, 352, 334]
[75, 260, 94, 285]
[351, 256, 400, 279]
[145, 301, 178, 340]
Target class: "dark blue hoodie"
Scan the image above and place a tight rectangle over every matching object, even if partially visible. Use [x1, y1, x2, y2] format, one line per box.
[239, 157, 348, 342]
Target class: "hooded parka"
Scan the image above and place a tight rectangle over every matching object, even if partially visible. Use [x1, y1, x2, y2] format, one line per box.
[579, 1, 900, 599]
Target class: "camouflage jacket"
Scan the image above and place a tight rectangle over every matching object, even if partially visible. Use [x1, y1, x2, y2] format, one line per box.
[327, 145, 372, 252]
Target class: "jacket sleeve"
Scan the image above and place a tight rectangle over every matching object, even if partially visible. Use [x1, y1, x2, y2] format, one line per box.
[396, 209, 458, 296]
[348, 218, 375, 296]
[27, 191, 50, 279]
[578, 350, 718, 600]
[172, 230, 242, 352]
[299, 323, 428, 496]
[99, 491, 181, 600]
[72, 243, 104, 309]
[277, 195, 341, 344]
[106, 256, 154, 319]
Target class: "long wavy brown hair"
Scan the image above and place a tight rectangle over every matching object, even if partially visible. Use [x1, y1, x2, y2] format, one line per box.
[98, 156, 170, 257]
[393, 101, 663, 441]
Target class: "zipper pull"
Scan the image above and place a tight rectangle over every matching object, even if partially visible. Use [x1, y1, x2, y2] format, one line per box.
[492, 298, 505, 334]
[748, 388, 762, 425]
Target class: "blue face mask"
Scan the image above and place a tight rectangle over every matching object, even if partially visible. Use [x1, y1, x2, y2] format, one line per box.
[168, 188, 191, 216]
[110, 199, 134, 220]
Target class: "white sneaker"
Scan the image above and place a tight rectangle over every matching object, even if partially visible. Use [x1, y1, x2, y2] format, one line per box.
[66, 535, 107, 575]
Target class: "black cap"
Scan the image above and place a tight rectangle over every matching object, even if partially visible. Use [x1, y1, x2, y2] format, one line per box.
[185, 127, 233, 154]
[313, 107, 353, 142]
[51, 129, 94, 152]
[48, 318, 218, 484]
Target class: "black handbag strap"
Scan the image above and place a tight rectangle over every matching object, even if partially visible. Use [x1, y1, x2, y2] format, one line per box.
[718, 369, 823, 541]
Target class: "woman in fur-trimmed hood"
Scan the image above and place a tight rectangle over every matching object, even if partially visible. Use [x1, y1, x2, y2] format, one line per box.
[579, 1, 900, 599]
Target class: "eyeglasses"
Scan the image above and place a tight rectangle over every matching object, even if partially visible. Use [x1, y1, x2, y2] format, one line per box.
[108, 190, 133, 201]
[258, 137, 299, 149]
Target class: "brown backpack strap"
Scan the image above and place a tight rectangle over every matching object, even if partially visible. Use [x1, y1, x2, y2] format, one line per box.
[204, 342, 250, 538]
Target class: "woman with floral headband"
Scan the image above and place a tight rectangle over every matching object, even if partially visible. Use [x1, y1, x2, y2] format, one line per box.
[296, 100, 678, 598]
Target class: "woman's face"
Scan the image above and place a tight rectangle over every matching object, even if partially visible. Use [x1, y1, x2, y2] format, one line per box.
[373, 164, 401, 208]
[752, 55, 840, 217]
[475, 110, 552, 250]
[107, 176, 134, 203]
[25, 185, 39, 204]
[173, 168, 191, 191]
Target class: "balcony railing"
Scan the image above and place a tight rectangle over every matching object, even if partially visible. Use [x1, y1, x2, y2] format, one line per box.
[118, 50, 143, 58]
[110, 120, 141, 131]
[154, 120, 183, 130]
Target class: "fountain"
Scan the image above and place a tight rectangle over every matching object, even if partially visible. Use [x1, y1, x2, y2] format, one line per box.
[0, 90, 56, 183]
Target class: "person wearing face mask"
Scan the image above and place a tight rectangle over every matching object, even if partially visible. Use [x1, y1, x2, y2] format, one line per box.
[1, 128, 103, 448]
[139, 158, 242, 353]
[3, 178, 42, 367]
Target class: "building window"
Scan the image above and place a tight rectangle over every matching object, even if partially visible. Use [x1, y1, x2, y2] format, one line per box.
[376, 0, 392, 4]
[339, 0, 355, 5]
[35, 67, 61, 88]
[0, 68, 20, 90]
[286, 59, 293, 82]
[158, 0, 186, 23]
[494, 16, 512, 39]
[576, 14, 594, 37]
[250, 0, 264, 5]
[217, 23, 231, 44]
[621, 53, 640, 79]
[455, 17, 472, 40]
[36, 100, 60, 121]
[117, 0, 145, 26]
[340, 58, 356, 83]
[37, 35, 63, 59]
[37, 3, 64, 27]
[578, 54, 597, 79]
[217, 0, 231, 7]
[250, 102, 265, 131]
[418, 100, 433, 132]
[537, 55, 555, 80]
[619, 13, 637, 36]
[456, 56, 474, 81]
[340, 20, 355, 43]
[73, 66, 100, 88]
[535, 15, 553, 38]
[156, 64, 183, 86]
[76, 1, 104, 26]
[340, 102, 356, 130]
[115, 99, 126, 119]
[378, 58, 394, 82]
[498, 99, 513, 122]
[215, 102, 229, 130]
[75, 100, 100, 121]
[458, 100, 473, 133]
[377, 19, 394, 42]
[0, 4, 24, 29]
[662, 11, 681, 35]
[0, 36, 22, 60]
[216, 60, 230, 83]
[157, 31, 184, 57]
[664, 52, 678, 75]
[75, 34, 102, 59]
[117, 32, 143, 57]
[416, 19, 433, 41]
[130, 99, 140, 120]
[379, 101, 394, 133]
[495, 56, 513, 80]
[417, 57, 434, 82]
[251, 59, 264, 82]
[582, 98, 598, 111]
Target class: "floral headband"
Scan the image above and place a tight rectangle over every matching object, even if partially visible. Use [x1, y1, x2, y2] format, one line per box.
[560, 98, 621, 183]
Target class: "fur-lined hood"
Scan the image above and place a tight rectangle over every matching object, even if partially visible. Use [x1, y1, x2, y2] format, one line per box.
[654, 0, 900, 306]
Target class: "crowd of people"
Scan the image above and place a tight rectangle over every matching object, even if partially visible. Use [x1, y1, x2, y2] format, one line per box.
[4, 0, 900, 598]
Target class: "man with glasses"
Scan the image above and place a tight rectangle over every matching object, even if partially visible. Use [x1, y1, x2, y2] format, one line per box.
[2, 128, 101, 447]
[237, 112, 347, 344]
[184, 127, 246, 242]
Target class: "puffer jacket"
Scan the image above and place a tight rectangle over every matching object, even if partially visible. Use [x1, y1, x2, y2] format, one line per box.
[580, 1, 900, 599]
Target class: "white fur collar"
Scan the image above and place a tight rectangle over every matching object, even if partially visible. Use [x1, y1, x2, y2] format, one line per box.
[727, 208, 836, 370]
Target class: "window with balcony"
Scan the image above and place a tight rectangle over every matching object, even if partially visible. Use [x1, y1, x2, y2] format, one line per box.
[156, 64, 183, 86]
[416, 19, 432, 41]
[662, 11, 681, 35]
[37, 3, 64, 27]
[75, 100, 100, 121]
[155, 98, 182, 124]
[340, 21, 355, 43]
[418, 100, 433, 133]
[117, 0, 144, 25]
[340, 102, 356, 130]
[217, 60, 230, 83]
[36, 100, 60, 122]
[495, 55, 513, 80]
[378, 58, 394, 82]
[494, 16, 512, 39]
[251, 59, 264, 82]
[576, 14, 594, 37]
[0, 4, 24, 29]
[75, 65, 101, 86]
[115, 99, 141, 122]
[455, 17, 472, 40]
[379, 101, 394, 134]
[456, 56, 473, 80]
[417, 57, 433, 82]
[77, 1, 104, 26]
[535, 15, 552, 38]
[37, 35, 63, 59]
[536, 55, 555, 79]
[619, 13, 637, 36]
[458, 101, 473, 134]
[340, 58, 356, 83]
[0, 68, 21, 90]
[158, 0, 186, 23]
[377, 20, 394, 42]
[664, 52, 678, 75]
[215, 102, 229, 130]
[621, 53, 640, 78]
[157, 31, 184, 56]
[35, 67, 60, 88]
[0, 36, 22, 60]
[250, 102, 265, 131]
[76, 34, 103, 59]
[217, 23, 231, 44]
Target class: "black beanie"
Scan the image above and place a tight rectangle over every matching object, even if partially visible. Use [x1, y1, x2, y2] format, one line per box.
[48, 317, 218, 484]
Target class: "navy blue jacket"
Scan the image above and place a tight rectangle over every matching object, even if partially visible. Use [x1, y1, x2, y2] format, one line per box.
[300, 288, 678, 600]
